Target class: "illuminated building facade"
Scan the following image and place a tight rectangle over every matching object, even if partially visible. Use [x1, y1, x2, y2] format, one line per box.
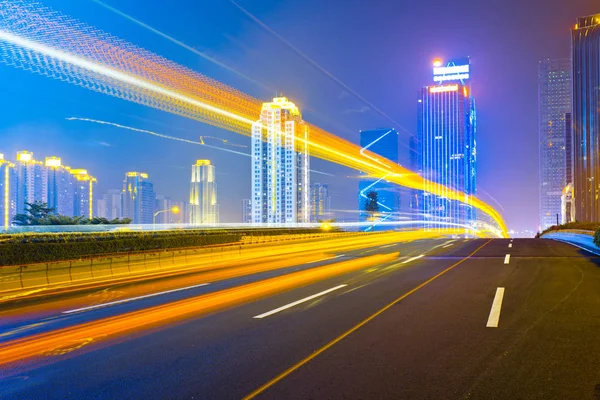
[310, 183, 331, 222]
[538, 58, 572, 230]
[0, 154, 17, 229]
[14, 151, 47, 214]
[121, 172, 155, 224]
[417, 58, 476, 230]
[251, 97, 310, 224]
[572, 15, 600, 222]
[358, 129, 400, 230]
[45, 156, 75, 216]
[242, 199, 252, 223]
[190, 160, 219, 224]
[71, 169, 96, 219]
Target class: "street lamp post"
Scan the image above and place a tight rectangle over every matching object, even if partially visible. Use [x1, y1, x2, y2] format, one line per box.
[153, 206, 180, 229]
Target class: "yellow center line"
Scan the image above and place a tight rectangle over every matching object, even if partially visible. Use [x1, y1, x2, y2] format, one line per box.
[243, 239, 492, 399]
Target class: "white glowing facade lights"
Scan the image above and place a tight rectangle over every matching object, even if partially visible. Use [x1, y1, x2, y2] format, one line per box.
[190, 160, 219, 225]
[251, 97, 310, 224]
[433, 63, 470, 83]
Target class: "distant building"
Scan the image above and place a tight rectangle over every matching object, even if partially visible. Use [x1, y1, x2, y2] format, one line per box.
[155, 195, 182, 224]
[572, 15, 600, 222]
[14, 151, 47, 214]
[45, 156, 75, 216]
[71, 169, 97, 219]
[242, 199, 252, 223]
[538, 58, 571, 230]
[358, 129, 400, 230]
[417, 57, 476, 231]
[310, 183, 331, 222]
[251, 97, 310, 224]
[121, 172, 155, 224]
[189, 160, 218, 224]
[0, 154, 17, 229]
[97, 189, 122, 220]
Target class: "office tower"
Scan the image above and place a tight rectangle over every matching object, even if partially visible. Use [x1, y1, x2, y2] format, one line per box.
[121, 172, 155, 224]
[96, 189, 122, 220]
[251, 97, 310, 224]
[572, 15, 600, 222]
[358, 129, 400, 230]
[71, 169, 97, 218]
[155, 195, 181, 224]
[417, 58, 476, 230]
[311, 183, 331, 222]
[538, 59, 572, 230]
[0, 154, 17, 229]
[242, 199, 252, 223]
[14, 151, 47, 214]
[45, 156, 75, 216]
[189, 160, 219, 224]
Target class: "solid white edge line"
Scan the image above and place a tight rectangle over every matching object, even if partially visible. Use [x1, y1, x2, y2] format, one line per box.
[486, 287, 505, 327]
[253, 284, 348, 319]
[504, 254, 510, 264]
[380, 244, 396, 248]
[62, 282, 210, 314]
[401, 254, 425, 264]
[442, 244, 454, 248]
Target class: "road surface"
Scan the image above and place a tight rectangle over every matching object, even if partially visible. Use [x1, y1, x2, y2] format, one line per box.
[2, 238, 600, 399]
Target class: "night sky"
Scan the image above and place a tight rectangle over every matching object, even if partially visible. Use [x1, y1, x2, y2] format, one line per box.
[0, 0, 598, 231]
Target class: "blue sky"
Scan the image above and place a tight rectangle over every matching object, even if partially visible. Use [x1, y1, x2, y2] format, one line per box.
[0, 0, 597, 229]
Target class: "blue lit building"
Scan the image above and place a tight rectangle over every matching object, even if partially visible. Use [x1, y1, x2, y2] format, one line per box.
[417, 57, 476, 231]
[358, 128, 400, 230]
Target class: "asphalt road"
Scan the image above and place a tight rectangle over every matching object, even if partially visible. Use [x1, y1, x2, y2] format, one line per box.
[2, 238, 600, 399]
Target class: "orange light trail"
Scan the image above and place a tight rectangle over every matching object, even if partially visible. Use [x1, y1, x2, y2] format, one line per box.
[0, 0, 507, 236]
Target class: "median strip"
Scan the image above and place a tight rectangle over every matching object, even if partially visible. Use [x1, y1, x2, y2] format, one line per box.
[486, 287, 505, 328]
[253, 285, 348, 319]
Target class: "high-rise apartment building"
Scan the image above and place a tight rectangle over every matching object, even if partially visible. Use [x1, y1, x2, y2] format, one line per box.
[189, 160, 218, 224]
[14, 151, 47, 214]
[71, 169, 96, 218]
[417, 58, 476, 230]
[358, 129, 400, 229]
[538, 58, 572, 230]
[45, 156, 75, 216]
[0, 154, 17, 229]
[121, 172, 155, 224]
[572, 15, 600, 222]
[242, 199, 252, 223]
[251, 97, 310, 224]
[96, 189, 122, 220]
[311, 183, 331, 222]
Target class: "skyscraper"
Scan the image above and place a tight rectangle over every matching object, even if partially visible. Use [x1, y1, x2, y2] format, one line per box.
[251, 97, 310, 224]
[311, 183, 331, 222]
[71, 169, 97, 218]
[242, 199, 252, 223]
[572, 15, 600, 222]
[538, 59, 572, 230]
[14, 151, 47, 214]
[0, 154, 17, 229]
[45, 156, 75, 216]
[96, 189, 122, 220]
[189, 160, 218, 224]
[417, 58, 476, 230]
[358, 129, 400, 229]
[121, 172, 155, 224]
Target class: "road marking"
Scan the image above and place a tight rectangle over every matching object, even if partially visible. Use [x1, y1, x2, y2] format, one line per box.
[442, 244, 454, 248]
[253, 284, 348, 319]
[62, 283, 210, 314]
[401, 254, 424, 264]
[486, 287, 505, 327]
[313, 255, 343, 263]
[242, 239, 492, 400]
[380, 244, 396, 249]
[504, 254, 510, 264]
[508, 243, 512, 248]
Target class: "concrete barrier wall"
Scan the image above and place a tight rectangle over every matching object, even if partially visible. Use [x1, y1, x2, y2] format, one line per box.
[0, 232, 369, 295]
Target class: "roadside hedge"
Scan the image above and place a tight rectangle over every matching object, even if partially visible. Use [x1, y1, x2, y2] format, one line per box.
[0, 228, 324, 266]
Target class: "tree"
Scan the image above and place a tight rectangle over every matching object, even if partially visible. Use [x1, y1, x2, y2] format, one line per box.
[364, 191, 379, 217]
[12, 201, 131, 226]
[13, 202, 55, 226]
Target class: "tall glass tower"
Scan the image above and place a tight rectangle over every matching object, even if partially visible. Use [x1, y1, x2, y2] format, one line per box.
[538, 58, 571, 230]
[417, 58, 476, 231]
[358, 128, 400, 230]
[121, 172, 155, 224]
[190, 160, 219, 224]
[251, 97, 310, 224]
[572, 14, 600, 222]
[45, 156, 75, 217]
[310, 182, 331, 222]
[0, 154, 17, 229]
